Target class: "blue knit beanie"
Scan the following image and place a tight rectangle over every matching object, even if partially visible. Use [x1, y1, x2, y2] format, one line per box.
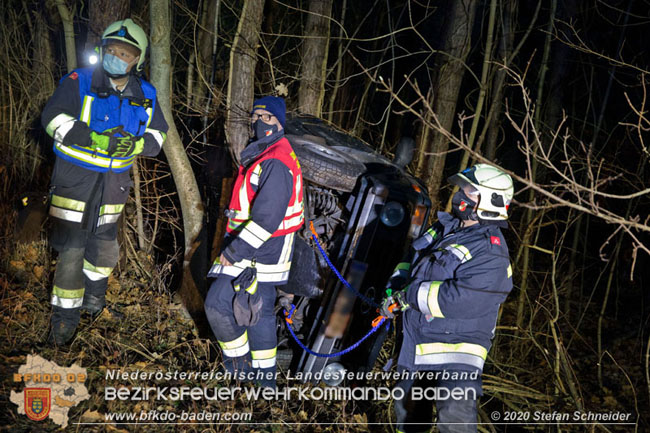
[251, 96, 286, 128]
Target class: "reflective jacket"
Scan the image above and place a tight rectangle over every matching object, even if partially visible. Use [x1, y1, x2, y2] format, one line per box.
[393, 212, 513, 373]
[208, 133, 304, 284]
[44, 68, 166, 173]
[41, 67, 167, 233]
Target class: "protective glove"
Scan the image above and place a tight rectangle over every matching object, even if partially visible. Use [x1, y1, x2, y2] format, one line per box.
[110, 134, 145, 158]
[88, 126, 126, 153]
[232, 267, 263, 327]
[379, 290, 410, 319]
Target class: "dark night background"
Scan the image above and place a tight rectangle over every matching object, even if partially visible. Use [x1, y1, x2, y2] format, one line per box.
[1, 0, 649, 431]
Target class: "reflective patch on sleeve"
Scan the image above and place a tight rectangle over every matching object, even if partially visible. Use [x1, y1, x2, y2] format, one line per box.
[507, 263, 512, 278]
[445, 244, 472, 263]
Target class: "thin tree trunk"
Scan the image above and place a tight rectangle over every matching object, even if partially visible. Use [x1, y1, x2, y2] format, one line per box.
[443, 0, 497, 212]
[515, 0, 557, 334]
[54, 0, 77, 72]
[225, 0, 266, 163]
[484, 0, 539, 159]
[150, 0, 205, 313]
[326, 0, 346, 123]
[132, 160, 146, 250]
[417, 0, 478, 209]
[298, 0, 333, 116]
[89, 0, 130, 44]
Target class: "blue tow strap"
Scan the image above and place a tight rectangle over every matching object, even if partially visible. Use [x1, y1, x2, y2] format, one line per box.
[284, 304, 389, 358]
[282, 222, 389, 358]
[308, 223, 379, 309]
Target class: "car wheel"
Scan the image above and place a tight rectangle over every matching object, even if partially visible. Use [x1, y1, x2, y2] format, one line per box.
[287, 135, 365, 192]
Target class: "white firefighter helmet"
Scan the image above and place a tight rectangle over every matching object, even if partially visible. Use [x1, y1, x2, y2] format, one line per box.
[448, 164, 514, 221]
[101, 18, 148, 73]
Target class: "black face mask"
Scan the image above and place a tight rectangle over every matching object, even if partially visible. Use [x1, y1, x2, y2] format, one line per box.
[451, 190, 478, 221]
[252, 119, 278, 140]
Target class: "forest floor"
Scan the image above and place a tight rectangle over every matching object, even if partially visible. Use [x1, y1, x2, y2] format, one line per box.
[0, 200, 646, 432]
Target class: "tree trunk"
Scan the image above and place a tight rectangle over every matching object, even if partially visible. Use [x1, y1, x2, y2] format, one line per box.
[515, 0, 557, 335]
[326, 0, 346, 123]
[416, 0, 478, 209]
[297, 0, 333, 116]
[150, 0, 205, 314]
[89, 0, 130, 44]
[54, 0, 77, 72]
[225, 0, 266, 163]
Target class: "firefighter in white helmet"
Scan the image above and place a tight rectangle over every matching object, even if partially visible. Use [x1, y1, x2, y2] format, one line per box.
[381, 164, 515, 432]
[41, 18, 168, 345]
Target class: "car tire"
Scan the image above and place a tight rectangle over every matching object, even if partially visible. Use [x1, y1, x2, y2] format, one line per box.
[287, 135, 365, 192]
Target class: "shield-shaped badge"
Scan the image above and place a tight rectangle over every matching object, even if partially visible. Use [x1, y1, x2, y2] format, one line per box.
[25, 388, 51, 421]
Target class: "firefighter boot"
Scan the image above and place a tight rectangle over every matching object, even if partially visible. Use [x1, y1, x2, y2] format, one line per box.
[48, 306, 80, 346]
[81, 293, 105, 317]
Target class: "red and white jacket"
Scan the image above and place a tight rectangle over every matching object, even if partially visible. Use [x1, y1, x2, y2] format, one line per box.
[208, 134, 304, 283]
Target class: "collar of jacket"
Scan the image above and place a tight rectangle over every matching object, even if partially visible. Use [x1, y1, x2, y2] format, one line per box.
[240, 130, 285, 167]
[90, 66, 144, 101]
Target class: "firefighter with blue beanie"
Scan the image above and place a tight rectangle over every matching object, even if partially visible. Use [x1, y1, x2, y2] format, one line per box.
[204, 96, 304, 388]
[41, 18, 168, 345]
[381, 164, 515, 432]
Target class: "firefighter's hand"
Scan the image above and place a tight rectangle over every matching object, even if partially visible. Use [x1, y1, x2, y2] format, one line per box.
[110, 134, 145, 157]
[219, 253, 233, 267]
[393, 290, 410, 313]
[89, 131, 117, 152]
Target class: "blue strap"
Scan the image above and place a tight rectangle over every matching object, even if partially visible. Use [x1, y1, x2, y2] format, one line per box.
[311, 233, 380, 308]
[285, 304, 389, 358]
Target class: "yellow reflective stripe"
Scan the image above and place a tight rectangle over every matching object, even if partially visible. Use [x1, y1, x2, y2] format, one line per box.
[81, 96, 94, 125]
[145, 107, 153, 127]
[427, 227, 438, 238]
[52, 285, 84, 299]
[507, 263, 512, 278]
[416, 342, 487, 359]
[251, 347, 277, 368]
[100, 204, 124, 215]
[218, 331, 250, 357]
[251, 347, 277, 360]
[446, 244, 472, 263]
[228, 219, 245, 232]
[426, 281, 444, 318]
[245, 279, 258, 295]
[83, 259, 112, 280]
[219, 331, 248, 350]
[51, 195, 86, 211]
[55, 143, 136, 169]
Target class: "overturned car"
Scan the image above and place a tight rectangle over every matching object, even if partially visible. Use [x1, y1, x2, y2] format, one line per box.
[277, 116, 431, 382]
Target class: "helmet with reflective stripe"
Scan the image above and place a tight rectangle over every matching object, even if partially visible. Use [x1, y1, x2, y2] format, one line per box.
[448, 164, 514, 221]
[101, 18, 148, 73]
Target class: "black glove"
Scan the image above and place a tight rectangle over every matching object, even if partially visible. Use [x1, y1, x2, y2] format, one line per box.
[110, 134, 145, 157]
[380, 290, 410, 318]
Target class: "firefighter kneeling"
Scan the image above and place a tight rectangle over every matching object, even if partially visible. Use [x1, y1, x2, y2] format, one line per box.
[381, 164, 515, 433]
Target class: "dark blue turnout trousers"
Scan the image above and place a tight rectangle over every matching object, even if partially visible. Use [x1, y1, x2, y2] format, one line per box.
[395, 372, 481, 433]
[204, 275, 278, 387]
